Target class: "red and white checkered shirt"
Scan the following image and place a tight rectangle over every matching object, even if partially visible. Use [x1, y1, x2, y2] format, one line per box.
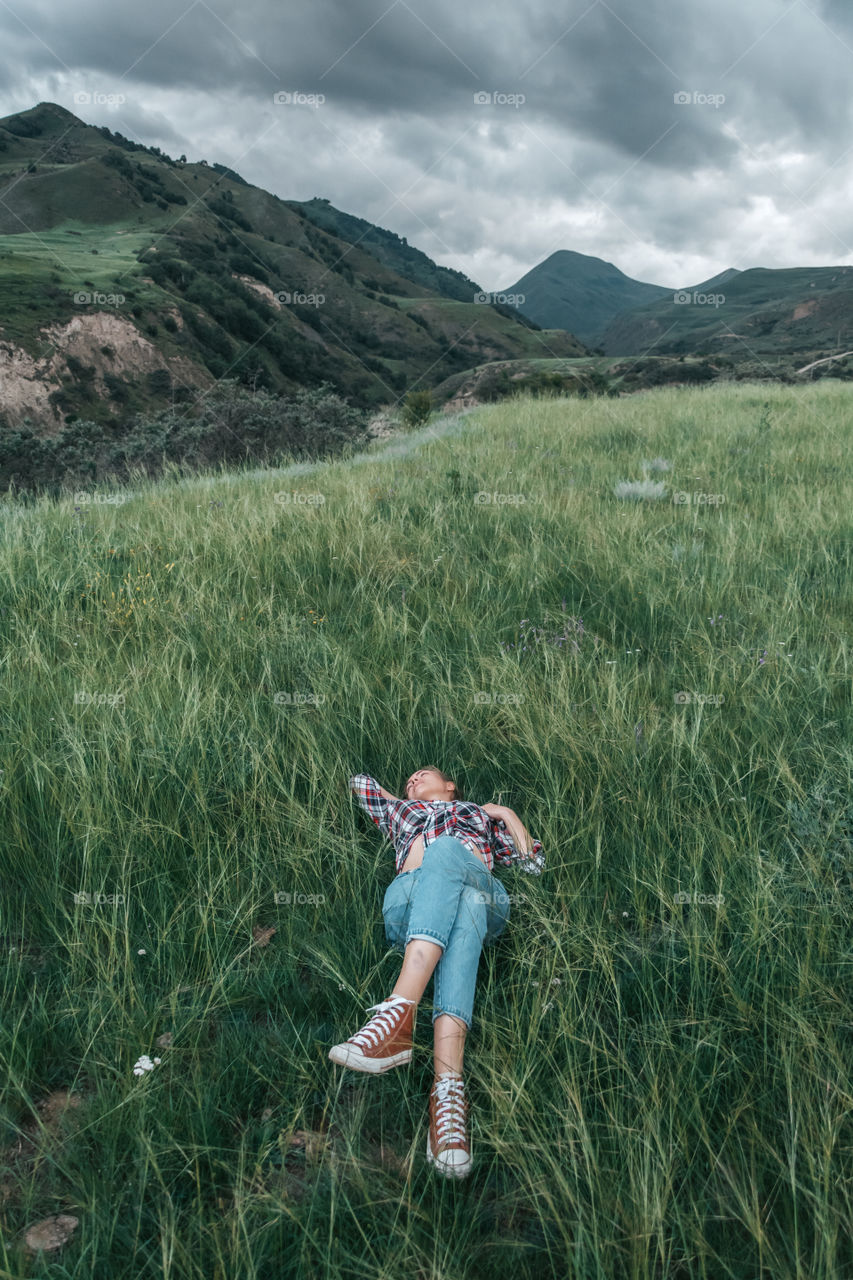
[349, 774, 545, 876]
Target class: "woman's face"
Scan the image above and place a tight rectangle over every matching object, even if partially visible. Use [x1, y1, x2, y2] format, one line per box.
[404, 768, 456, 802]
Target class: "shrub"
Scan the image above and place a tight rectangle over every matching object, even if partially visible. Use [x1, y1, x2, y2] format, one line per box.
[401, 389, 433, 428]
[103, 373, 130, 403]
[65, 356, 96, 383]
[147, 368, 172, 395]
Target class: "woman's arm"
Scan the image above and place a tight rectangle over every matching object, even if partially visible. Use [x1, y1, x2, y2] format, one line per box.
[482, 803, 531, 855]
[349, 775, 398, 803]
[348, 774, 395, 838]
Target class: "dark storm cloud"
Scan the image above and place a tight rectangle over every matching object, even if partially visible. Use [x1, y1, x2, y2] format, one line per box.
[1, 0, 852, 286]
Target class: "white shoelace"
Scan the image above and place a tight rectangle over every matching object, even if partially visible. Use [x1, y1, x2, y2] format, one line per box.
[432, 1075, 467, 1146]
[349, 995, 412, 1050]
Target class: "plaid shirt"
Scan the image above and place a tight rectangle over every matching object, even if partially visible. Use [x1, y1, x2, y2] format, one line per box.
[349, 774, 545, 876]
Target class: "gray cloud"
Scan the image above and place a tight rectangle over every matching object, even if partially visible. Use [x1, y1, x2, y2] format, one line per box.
[2, 0, 852, 288]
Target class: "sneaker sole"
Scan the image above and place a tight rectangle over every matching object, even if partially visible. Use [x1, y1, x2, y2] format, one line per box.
[328, 1043, 412, 1073]
[425, 1128, 472, 1178]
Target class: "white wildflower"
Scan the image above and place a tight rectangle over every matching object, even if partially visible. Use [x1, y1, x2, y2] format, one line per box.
[132, 1054, 162, 1076]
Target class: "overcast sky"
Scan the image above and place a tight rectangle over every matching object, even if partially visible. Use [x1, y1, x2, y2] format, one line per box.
[2, 0, 852, 290]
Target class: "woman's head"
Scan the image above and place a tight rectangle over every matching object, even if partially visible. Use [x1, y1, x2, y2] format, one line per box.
[404, 766, 463, 803]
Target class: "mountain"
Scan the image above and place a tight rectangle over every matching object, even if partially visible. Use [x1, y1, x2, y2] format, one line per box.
[598, 265, 853, 356]
[499, 249, 676, 345]
[684, 268, 743, 295]
[0, 102, 590, 432]
[504, 242, 853, 364]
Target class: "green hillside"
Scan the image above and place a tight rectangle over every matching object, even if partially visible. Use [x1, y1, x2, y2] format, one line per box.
[0, 103, 589, 433]
[502, 244, 853, 371]
[0, 382, 850, 1277]
[286, 196, 483, 302]
[501, 249, 676, 345]
[600, 265, 853, 356]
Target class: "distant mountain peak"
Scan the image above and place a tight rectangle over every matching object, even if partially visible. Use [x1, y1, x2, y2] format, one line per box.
[539, 248, 630, 277]
[502, 249, 676, 345]
[1, 101, 80, 128]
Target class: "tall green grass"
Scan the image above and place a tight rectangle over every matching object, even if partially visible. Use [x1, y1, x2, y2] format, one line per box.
[0, 382, 851, 1278]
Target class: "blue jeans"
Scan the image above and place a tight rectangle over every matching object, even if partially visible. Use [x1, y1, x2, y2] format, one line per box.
[381, 835, 511, 1030]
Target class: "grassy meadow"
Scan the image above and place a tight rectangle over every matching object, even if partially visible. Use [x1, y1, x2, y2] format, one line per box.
[0, 380, 851, 1278]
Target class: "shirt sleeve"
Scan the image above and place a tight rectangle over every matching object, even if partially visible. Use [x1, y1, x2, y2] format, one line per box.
[490, 817, 546, 875]
[349, 774, 393, 841]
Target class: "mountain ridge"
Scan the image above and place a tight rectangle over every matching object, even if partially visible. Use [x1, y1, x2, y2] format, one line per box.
[598, 264, 853, 355]
[0, 101, 589, 432]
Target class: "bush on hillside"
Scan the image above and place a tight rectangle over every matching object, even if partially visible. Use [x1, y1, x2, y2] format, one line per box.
[614, 359, 718, 390]
[475, 366, 611, 402]
[644, 360, 716, 386]
[401, 389, 433, 428]
[0, 380, 370, 497]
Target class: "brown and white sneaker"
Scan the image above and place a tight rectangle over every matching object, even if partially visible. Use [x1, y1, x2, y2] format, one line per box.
[426, 1072, 472, 1178]
[328, 994, 416, 1073]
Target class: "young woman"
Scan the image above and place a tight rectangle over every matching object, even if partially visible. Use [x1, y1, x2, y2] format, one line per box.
[329, 766, 545, 1179]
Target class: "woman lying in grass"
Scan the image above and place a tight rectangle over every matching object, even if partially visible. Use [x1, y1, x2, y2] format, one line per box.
[329, 766, 545, 1179]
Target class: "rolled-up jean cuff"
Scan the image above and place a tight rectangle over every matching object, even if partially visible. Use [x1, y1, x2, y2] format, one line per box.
[432, 1005, 470, 1028]
[405, 929, 447, 949]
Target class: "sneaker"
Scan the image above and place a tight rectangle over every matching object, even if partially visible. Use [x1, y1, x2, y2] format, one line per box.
[426, 1072, 472, 1178]
[328, 994, 416, 1073]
